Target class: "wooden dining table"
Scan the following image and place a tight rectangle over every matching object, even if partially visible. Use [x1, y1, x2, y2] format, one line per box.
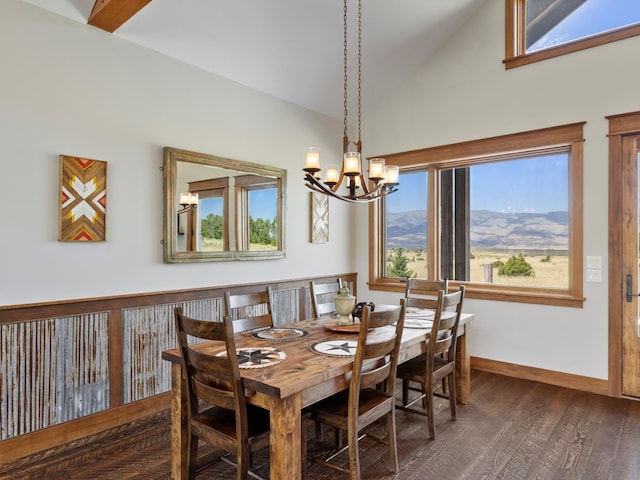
[162, 308, 474, 480]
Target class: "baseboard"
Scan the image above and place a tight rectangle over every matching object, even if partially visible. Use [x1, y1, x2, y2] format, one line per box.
[471, 356, 610, 396]
[0, 392, 170, 465]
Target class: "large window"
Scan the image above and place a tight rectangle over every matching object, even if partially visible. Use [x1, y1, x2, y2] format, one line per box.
[505, 0, 640, 69]
[369, 123, 585, 307]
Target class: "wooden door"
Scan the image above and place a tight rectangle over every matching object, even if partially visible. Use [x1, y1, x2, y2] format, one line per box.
[621, 135, 640, 397]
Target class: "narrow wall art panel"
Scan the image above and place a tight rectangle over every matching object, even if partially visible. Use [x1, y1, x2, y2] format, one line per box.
[310, 192, 329, 243]
[59, 155, 107, 242]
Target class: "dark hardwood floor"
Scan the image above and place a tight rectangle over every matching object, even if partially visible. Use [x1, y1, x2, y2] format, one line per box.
[2, 371, 640, 480]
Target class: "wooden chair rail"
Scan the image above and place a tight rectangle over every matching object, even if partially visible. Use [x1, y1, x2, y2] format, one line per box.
[0, 272, 356, 463]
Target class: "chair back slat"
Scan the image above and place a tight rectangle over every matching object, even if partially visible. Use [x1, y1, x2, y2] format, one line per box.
[310, 279, 342, 317]
[225, 288, 274, 333]
[405, 278, 448, 310]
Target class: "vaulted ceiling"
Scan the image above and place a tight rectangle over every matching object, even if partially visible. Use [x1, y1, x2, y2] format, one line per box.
[20, 0, 488, 119]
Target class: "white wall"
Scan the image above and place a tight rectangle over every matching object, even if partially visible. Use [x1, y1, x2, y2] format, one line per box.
[358, 0, 640, 380]
[0, 1, 355, 306]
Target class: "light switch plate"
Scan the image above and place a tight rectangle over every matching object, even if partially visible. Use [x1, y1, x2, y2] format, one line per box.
[586, 269, 602, 282]
[586, 256, 602, 269]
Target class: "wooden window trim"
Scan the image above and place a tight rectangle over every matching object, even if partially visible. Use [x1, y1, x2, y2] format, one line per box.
[504, 0, 640, 70]
[188, 177, 230, 251]
[368, 122, 586, 307]
[234, 175, 281, 251]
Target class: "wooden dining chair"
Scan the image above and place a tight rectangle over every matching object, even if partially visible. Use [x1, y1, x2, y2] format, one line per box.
[396, 286, 465, 439]
[224, 287, 274, 333]
[309, 278, 342, 317]
[307, 299, 406, 480]
[404, 278, 449, 396]
[174, 307, 270, 480]
[404, 278, 449, 309]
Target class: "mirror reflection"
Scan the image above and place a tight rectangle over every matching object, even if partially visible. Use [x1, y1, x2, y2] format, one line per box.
[163, 147, 286, 263]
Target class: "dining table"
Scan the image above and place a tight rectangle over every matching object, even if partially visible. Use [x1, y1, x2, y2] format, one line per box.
[162, 307, 474, 480]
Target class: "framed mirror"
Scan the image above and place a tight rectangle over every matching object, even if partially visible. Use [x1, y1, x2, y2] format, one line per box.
[163, 147, 286, 263]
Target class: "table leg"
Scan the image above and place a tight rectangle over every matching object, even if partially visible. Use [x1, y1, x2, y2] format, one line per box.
[269, 393, 303, 479]
[456, 324, 470, 405]
[170, 362, 189, 480]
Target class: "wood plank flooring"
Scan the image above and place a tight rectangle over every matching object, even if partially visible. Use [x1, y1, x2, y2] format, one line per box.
[2, 370, 640, 480]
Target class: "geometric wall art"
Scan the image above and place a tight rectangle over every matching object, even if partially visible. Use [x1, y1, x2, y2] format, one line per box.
[59, 155, 107, 242]
[310, 192, 329, 243]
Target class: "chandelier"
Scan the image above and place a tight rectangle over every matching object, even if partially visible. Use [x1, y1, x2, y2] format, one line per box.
[303, 0, 399, 203]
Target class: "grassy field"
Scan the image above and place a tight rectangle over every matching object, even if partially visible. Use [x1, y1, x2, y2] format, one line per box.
[200, 238, 277, 251]
[399, 249, 569, 288]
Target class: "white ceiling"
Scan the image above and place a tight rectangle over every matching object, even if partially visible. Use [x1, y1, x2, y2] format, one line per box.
[20, 0, 486, 120]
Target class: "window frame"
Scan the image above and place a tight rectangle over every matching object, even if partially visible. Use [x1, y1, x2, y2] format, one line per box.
[189, 177, 230, 251]
[504, 0, 640, 70]
[234, 174, 281, 251]
[368, 122, 585, 307]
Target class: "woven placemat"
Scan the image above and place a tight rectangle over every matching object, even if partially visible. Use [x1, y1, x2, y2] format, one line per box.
[310, 340, 357, 357]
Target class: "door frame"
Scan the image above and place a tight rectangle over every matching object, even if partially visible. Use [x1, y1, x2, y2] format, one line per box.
[608, 110, 640, 398]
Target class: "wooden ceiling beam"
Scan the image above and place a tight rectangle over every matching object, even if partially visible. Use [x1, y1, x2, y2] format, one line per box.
[88, 0, 153, 33]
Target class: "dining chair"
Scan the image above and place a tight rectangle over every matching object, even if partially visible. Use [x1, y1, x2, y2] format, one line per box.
[404, 278, 449, 309]
[173, 307, 270, 480]
[309, 278, 342, 318]
[307, 299, 406, 480]
[224, 287, 274, 333]
[404, 278, 449, 396]
[395, 286, 465, 439]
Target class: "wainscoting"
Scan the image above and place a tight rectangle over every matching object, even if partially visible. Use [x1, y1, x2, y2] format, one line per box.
[0, 273, 356, 463]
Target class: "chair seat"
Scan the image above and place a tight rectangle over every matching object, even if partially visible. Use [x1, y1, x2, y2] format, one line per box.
[194, 404, 271, 442]
[309, 388, 394, 430]
[397, 354, 454, 384]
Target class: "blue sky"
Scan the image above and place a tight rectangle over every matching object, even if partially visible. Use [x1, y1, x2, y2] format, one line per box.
[530, 0, 640, 51]
[386, 153, 568, 214]
[200, 189, 277, 220]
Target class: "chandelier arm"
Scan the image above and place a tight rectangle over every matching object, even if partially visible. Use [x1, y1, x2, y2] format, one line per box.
[356, 172, 370, 195]
[305, 173, 397, 203]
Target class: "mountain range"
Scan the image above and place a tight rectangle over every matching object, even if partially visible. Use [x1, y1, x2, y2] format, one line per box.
[386, 209, 569, 251]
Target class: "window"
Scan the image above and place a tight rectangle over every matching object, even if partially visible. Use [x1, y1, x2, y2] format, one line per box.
[187, 177, 229, 252]
[369, 122, 585, 307]
[505, 0, 640, 69]
[234, 175, 280, 251]
[182, 174, 280, 253]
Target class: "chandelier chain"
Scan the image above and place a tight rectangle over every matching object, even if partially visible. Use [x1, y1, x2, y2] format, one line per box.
[302, 0, 399, 203]
[357, 0, 362, 145]
[343, 0, 348, 140]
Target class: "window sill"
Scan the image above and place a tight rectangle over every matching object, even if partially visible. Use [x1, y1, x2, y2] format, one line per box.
[369, 279, 585, 308]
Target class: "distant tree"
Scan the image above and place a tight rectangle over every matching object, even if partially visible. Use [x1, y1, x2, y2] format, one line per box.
[498, 253, 535, 277]
[387, 247, 415, 278]
[541, 255, 552, 263]
[249, 216, 277, 246]
[201, 214, 223, 239]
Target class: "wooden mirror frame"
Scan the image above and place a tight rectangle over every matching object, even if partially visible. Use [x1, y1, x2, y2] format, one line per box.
[163, 147, 286, 263]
